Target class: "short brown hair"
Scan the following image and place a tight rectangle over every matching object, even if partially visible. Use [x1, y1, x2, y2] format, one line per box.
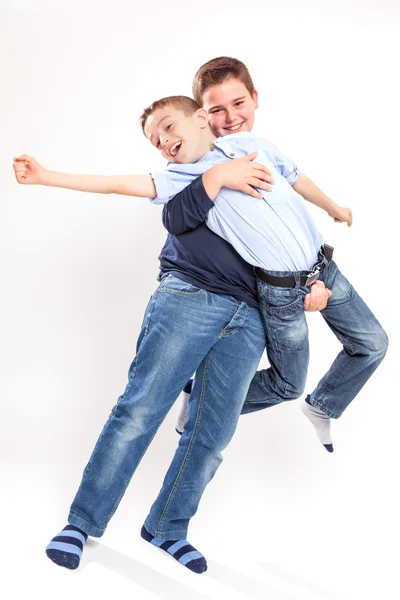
[192, 57, 255, 106]
[140, 95, 200, 135]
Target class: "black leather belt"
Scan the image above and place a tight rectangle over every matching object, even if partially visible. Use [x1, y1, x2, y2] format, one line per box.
[254, 244, 334, 288]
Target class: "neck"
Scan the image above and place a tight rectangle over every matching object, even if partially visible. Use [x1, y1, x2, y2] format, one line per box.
[194, 129, 217, 162]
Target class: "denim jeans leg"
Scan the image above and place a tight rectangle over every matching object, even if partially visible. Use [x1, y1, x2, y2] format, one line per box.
[241, 277, 309, 415]
[67, 276, 252, 537]
[308, 261, 388, 418]
[144, 302, 266, 540]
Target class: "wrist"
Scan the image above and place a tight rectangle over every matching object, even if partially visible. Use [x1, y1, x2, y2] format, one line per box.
[324, 198, 338, 215]
[41, 168, 54, 186]
[202, 165, 224, 201]
[212, 163, 226, 188]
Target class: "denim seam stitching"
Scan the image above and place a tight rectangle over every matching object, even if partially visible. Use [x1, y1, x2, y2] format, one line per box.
[107, 424, 161, 523]
[267, 295, 304, 313]
[220, 302, 248, 338]
[155, 354, 209, 536]
[160, 288, 203, 297]
[144, 286, 162, 336]
[68, 511, 105, 536]
[317, 355, 354, 408]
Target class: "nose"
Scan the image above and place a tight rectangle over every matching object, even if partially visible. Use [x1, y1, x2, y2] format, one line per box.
[225, 108, 235, 123]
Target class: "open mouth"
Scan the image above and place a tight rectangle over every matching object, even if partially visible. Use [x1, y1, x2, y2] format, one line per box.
[224, 122, 244, 133]
[170, 141, 182, 157]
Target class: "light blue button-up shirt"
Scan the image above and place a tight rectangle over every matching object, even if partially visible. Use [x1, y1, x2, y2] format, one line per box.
[151, 132, 323, 271]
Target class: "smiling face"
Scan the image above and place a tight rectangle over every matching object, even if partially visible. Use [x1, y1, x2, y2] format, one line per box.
[144, 105, 213, 164]
[201, 78, 258, 138]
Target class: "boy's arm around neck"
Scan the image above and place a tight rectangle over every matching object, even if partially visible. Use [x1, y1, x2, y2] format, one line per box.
[13, 154, 156, 198]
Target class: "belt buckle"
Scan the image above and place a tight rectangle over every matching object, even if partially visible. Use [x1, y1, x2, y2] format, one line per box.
[305, 266, 321, 286]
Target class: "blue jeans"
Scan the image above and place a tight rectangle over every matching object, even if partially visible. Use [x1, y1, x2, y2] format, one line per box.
[68, 275, 265, 540]
[242, 259, 388, 418]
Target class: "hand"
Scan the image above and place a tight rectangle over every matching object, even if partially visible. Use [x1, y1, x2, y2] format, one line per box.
[13, 154, 46, 185]
[304, 280, 332, 312]
[328, 204, 353, 227]
[217, 151, 274, 199]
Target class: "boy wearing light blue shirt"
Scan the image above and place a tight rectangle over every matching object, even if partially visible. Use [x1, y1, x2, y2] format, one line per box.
[151, 131, 323, 272]
[140, 94, 387, 452]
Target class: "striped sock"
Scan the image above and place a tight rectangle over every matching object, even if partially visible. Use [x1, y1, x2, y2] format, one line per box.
[141, 525, 207, 574]
[46, 525, 88, 569]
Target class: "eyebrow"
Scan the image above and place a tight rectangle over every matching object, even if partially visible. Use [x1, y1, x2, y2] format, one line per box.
[147, 115, 172, 146]
[208, 96, 247, 112]
[148, 115, 172, 147]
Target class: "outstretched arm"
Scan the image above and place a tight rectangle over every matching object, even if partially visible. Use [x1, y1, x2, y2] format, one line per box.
[13, 155, 157, 198]
[292, 173, 353, 227]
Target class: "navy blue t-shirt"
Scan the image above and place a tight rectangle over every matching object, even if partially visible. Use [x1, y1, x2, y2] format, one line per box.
[158, 177, 259, 309]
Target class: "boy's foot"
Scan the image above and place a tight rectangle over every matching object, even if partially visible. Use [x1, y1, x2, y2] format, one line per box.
[175, 379, 193, 435]
[46, 525, 88, 569]
[141, 525, 207, 573]
[301, 396, 334, 453]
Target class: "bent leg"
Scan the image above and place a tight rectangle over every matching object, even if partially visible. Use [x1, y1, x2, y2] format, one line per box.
[309, 261, 388, 418]
[242, 279, 309, 415]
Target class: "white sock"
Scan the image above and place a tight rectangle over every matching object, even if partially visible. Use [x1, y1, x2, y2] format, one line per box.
[175, 391, 190, 434]
[301, 397, 334, 452]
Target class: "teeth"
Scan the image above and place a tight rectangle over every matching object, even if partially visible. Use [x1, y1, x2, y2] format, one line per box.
[170, 142, 181, 156]
[227, 124, 242, 131]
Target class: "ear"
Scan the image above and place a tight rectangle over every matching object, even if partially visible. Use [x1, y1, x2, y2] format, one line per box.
[196, 108, 209, 129]
[252, 89, 259, 110]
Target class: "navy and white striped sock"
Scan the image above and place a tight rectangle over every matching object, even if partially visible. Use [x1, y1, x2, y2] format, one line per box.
[46, 525, 88, 569]
[141, 525, 207, 573]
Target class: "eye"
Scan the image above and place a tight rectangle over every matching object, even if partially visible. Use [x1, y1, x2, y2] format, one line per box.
[166, 123, 173, 130]
[234, 101, 244, 107]
[211, 108, 223, 114]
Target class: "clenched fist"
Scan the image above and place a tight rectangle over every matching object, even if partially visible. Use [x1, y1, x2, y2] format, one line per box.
[328, 204, 353, 227]
[13, 155, 46, 185]
[304, 279, 332, 311]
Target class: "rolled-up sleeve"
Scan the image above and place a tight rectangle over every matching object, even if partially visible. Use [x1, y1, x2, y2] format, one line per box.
[266, 142, 299, 185]
[149, 165, 201, 205]
[149, 171, 173, 205]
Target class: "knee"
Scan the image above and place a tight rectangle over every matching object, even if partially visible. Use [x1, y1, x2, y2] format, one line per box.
[369, 326, 389, 359]
[284, 378, 306, 401]
[377, 328, 389, 357]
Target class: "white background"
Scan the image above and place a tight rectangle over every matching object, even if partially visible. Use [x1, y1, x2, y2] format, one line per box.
[1, 1, 399, 599]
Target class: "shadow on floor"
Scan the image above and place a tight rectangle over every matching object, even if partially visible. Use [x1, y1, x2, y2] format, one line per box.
[78, 539, 212, 600]
[78, 538, 342, 600]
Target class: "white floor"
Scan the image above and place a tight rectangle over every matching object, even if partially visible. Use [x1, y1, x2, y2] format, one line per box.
[3, 383, 399, 600]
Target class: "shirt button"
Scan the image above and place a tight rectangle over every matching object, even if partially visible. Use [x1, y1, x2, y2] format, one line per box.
[210, 145, 215, 151]
[230, 152, 235, 157]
